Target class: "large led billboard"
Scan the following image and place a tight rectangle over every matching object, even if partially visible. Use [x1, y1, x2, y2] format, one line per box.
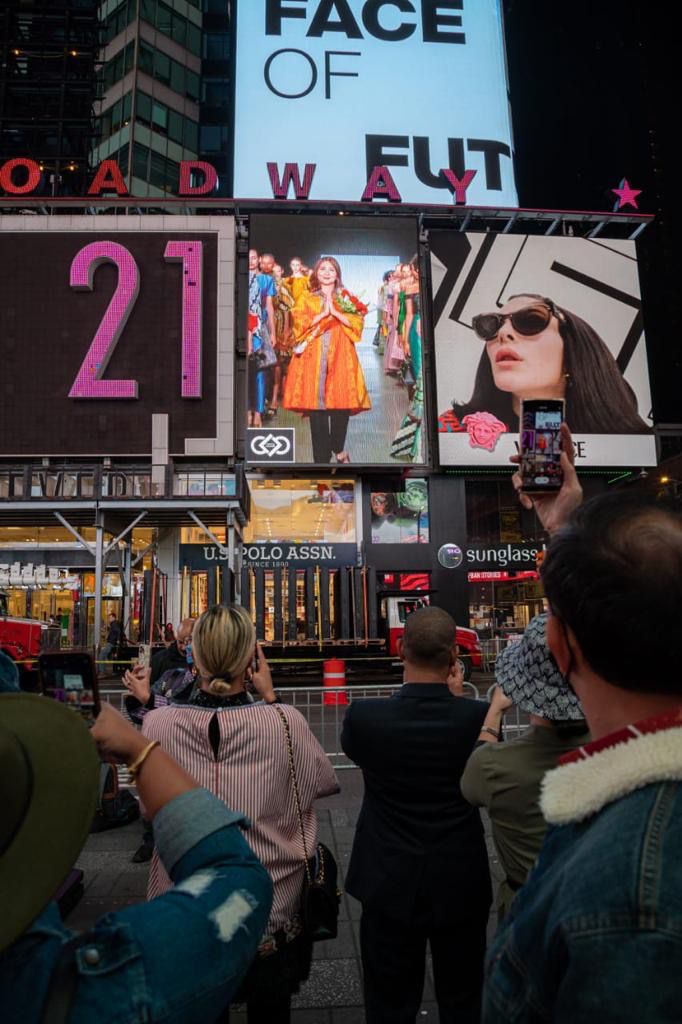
[0, 217, 234, 457]
[432, 233, 656, 467]
[233, 1, 517, 206]
[245, 214, 426, 466]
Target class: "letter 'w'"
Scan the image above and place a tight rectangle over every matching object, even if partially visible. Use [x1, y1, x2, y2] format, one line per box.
[267, 162, 316, 199]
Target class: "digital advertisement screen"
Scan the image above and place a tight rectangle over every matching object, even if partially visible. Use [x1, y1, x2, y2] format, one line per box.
[371, 479, 429, 544]
[233, 1, 517, 206]
[432, 233, 656, 467]
[246, 214, 426, 466]
[0, 220, 234, 457]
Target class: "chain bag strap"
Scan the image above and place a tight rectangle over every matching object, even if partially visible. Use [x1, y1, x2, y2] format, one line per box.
[272, 704, 339, 941]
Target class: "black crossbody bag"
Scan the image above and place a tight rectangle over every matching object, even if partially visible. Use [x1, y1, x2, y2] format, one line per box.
[273, 705, 341, 941]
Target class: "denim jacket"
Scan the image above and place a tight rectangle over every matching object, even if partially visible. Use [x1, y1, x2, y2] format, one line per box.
[0, 788, 273, 1024]
[483, 718, 682, 1023]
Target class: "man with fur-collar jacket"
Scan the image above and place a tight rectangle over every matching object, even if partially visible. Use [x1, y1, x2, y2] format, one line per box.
[483, 428, 682, 1022]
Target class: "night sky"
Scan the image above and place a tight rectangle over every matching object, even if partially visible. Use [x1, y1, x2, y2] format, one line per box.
[502, 0, 679, 428]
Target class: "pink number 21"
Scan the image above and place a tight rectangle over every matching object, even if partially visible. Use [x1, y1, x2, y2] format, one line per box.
[69, 240, 203, 399]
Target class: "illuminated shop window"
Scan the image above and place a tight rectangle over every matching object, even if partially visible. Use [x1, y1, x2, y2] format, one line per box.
[243, 479, 355, 544]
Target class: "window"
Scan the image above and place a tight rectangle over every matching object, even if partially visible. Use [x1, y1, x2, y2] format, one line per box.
[136, 91, 152, 124]
[170, 60, 185, 94]
[168, 109, 184, 144]
[132, 141, 149, 180]
[186, 70, 200, 101]
[149, 150, 168, 188]
[152, 101, 168, 133]
[139, 39, 154, 75]
[202, 79, 227, 106]
[199, 125, 227, 152]
[171, 12, 187, 47]
[204, 33, 229, 60]
[184, 118, 199, 152]
[187, 23, 201, 56]
[154, 51, 170, 86]
[155, 2, 172, 34]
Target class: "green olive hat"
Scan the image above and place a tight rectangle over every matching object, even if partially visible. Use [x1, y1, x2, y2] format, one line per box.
[0, 693, 99, 952]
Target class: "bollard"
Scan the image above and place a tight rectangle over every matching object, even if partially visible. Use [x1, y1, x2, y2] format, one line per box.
[322, 659, 348, 706]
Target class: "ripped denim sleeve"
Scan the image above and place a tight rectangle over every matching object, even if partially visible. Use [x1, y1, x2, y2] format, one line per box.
[102, 789, 272, 1024]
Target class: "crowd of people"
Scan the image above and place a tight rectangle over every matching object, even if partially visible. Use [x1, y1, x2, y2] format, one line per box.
[2, 426, 681, 1022]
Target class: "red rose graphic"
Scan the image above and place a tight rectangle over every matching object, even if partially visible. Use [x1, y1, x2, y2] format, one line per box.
[461, 412, 507, 452]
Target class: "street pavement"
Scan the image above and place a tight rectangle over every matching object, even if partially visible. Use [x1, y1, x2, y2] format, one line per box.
[67, 769, 503, 1023]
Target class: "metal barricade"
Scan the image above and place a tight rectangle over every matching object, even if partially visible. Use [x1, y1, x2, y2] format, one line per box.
[277, 681, 481, 769]
[99, 680, 522, 775]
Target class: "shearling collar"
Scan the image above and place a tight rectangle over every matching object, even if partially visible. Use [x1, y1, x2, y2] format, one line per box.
[541, 709, 682, 826]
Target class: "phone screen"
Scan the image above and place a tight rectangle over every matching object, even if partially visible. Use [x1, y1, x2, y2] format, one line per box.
[520, 400, 565, 493]
[39, 652, 101, 726]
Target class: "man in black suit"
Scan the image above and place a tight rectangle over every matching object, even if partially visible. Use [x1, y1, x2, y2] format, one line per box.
[341, 606, 491, 1024]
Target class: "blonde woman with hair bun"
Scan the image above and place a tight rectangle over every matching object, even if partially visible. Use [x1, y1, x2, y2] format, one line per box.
[141, 604, 339, 1024]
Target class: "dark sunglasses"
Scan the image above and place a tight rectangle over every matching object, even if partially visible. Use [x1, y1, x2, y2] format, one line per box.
[472, 302, 563, 342]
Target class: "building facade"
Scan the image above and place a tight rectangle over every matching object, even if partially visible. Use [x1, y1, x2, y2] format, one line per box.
[0, 2, 663, 669]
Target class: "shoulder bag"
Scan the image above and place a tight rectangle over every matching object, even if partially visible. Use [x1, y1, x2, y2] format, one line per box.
[273, 705, 341, 941]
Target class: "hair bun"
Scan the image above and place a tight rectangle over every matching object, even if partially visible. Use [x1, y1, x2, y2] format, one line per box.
[207, 676, 233, 696]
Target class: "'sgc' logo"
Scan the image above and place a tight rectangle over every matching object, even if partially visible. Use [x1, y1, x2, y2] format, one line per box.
[247, 428, 296, 463]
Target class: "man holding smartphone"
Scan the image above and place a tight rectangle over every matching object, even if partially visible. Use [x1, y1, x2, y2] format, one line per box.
[483, 427, 682, 1022]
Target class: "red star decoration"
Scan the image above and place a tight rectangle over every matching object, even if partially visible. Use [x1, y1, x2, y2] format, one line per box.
[612, 179, 642, 210]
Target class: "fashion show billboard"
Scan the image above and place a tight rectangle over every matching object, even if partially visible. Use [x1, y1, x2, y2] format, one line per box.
[432, 233, 656, 467]
[233, 1, 517, 205]
[0, 217, 234, 457]
[245, 214, 427, 466]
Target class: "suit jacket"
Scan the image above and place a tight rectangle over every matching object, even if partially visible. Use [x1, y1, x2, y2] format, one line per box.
[341, 683, 491, 924]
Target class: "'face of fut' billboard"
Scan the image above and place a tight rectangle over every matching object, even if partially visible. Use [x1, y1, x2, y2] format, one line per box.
[432, 233, 656, 468]
[0, 218, 235, 457]
[233, 0, 517, 206]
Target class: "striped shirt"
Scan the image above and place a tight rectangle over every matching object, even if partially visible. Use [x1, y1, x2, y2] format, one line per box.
[142, 702, 339, 930]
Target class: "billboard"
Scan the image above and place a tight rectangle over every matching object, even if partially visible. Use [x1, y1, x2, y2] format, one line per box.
[0, 218, 234, 457]
[432, 233, 656, 467]
[233, 1, 517, 206]
[245, 214, 426, 466]
[371, 479, 429, 544]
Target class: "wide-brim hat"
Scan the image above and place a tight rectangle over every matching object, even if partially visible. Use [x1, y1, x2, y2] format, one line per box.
[0, 694, 99, 952]
[496, 614, 585, 721]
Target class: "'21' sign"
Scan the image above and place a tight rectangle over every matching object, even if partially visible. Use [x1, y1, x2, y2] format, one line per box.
[69, 240, 203, 399]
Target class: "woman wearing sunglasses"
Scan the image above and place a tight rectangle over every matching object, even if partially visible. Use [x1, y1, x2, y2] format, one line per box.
[439, 293, 650, 437]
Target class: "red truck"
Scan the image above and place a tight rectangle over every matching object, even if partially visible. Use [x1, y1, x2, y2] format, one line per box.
[385, 596, 482, 679]
[0, 590, 61, 683]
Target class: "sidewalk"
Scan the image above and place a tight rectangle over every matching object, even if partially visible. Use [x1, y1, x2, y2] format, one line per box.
[68, 770, 502, 1023]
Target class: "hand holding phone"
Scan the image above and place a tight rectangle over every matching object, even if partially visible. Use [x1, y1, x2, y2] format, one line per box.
[511, 422, 584, 537]
[519, 399, 565, 494]
[39, 651, 100, 726]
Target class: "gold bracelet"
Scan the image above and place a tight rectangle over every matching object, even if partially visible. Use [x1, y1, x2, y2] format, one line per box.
[128, 740, 160, 782]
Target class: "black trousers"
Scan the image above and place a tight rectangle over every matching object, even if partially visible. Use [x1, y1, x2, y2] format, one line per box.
[220, 933, 312, 1024]
[308, 410, 350, 463]
[360, 906, 488, 1024]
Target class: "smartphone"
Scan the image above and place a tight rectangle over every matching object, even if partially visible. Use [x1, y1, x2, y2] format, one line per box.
[137, 644, 151, 670]
[39, 651, 101, 726]
[519, 399, 565, 493]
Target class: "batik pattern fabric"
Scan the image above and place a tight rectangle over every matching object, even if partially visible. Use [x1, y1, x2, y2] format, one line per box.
[283, 290, 371, 414]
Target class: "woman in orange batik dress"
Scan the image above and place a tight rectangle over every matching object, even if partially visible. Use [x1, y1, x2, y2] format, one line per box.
[283, 256, 371, 464]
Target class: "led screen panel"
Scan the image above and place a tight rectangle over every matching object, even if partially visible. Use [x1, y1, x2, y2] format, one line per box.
[245, 214, 426, 466]
[233, 1, 517, 205]
[432, 233, 656, 467]
[0, 218, 234, 457]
